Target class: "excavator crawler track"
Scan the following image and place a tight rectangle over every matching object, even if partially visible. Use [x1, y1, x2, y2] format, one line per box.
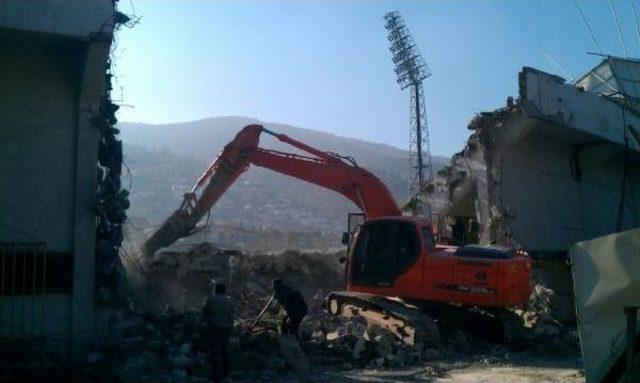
[327, 291, 529, 353]
[326, 291, 441, 354]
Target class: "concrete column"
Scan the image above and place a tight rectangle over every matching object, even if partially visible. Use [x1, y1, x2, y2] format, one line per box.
[71, 37, 111, 361]
[469, 143, 491, 245]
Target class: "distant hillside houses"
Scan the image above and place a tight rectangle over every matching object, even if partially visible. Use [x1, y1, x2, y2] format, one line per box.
[120, 117, 448, 238]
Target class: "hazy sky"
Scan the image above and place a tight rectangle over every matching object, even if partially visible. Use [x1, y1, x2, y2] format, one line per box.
[113, 0, 640, 156]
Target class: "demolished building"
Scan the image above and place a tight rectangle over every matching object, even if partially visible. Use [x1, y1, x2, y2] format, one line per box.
[0, 0, 129, 362]
[427, 58, 640, 321]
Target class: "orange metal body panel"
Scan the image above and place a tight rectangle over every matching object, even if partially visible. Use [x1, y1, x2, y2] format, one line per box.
[347, 217, 532, 309]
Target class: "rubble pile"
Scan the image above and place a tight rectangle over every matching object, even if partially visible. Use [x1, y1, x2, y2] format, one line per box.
[303, 317, 425, 369]
[130, 243, 344, 317]
[511, 283, 581, 356]
[113, 245, 348, 381]
[519, 284, 565, 337]
[130, 243, 237, 311]
[232, 249, 344, 318]
[111, 311, 434, 382]
[111, 242, 583, 382]
[115, 311, 207, 383]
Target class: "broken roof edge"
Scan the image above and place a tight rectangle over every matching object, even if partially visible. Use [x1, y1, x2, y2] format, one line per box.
[429, 63, 640, 190]
[521, 66, 566, 84]
[519, 66, 640, 153]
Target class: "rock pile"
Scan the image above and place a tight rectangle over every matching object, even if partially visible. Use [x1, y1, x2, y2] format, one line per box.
[301, 317, 427, 369]
[231, 249, 344, 318]
[111, 307, 441, 382]
[510, 283, 581, 356]
[130, 244, 345, 318]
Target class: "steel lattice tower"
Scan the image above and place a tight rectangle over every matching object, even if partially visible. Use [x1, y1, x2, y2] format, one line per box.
[384, 11, 433, 209]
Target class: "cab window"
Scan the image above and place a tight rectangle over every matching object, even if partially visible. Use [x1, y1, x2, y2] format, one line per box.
[396, 223, 419, 271]
[351, 221, 420, 286]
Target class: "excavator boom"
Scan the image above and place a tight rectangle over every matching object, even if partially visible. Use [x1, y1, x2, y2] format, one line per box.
[141, 124, 400, 257]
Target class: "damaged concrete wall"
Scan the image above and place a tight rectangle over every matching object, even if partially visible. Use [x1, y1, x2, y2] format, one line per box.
[498, 124, 639, 251]
[0, 0, 122, 361]
[493, 68, 639, 250]
[429, 66, 640, 251]
[427, 65, 640, 321]
[521, 66, 640, 152]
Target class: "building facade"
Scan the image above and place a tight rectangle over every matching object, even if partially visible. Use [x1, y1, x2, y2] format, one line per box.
[0, 0, 127, 360]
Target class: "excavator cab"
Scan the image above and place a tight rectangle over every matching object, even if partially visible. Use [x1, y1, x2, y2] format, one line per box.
[350, 218, 422, 287]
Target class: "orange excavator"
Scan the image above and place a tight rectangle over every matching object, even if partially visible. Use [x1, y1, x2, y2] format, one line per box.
[141, 124, 532, 349]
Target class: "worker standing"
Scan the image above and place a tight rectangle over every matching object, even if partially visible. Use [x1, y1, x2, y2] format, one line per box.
[272, 278, 308, 339]
[201, 280, 234, 383]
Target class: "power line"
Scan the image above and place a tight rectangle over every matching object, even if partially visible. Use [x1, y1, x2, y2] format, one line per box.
[574, 0, 604, 54]
[631, 1, 640, 50]
[539, 45, 575, 82]
[608, 0, 629, 58]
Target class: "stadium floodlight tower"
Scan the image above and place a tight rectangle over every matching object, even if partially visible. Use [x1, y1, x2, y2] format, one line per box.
[384, 11, 433, 213]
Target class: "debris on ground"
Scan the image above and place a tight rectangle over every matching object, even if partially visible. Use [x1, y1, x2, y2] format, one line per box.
[516, 283, 574, 344]
[128, 244, 344, 315]
[9, 242, 578, 382]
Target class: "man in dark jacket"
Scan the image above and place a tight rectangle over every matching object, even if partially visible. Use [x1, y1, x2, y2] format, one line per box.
[201, 280, 234, 383]
[272, 278, 308, 338]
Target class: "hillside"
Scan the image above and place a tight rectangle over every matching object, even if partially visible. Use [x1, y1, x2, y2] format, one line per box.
[119, 116, 448, 234]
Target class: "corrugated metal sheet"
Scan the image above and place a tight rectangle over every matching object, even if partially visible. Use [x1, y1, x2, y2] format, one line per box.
[575, 57, 640, 115]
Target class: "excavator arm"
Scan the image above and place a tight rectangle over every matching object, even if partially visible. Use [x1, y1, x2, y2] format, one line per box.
[141, 124, 400, 257]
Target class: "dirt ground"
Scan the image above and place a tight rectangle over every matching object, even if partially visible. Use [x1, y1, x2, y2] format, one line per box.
[438, 367, 583, 383]
[226, 336, 584, 383]
[230, 354, 584, 383]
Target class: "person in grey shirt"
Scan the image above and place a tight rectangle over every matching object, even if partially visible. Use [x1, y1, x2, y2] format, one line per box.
[201, 280, 234, 383]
